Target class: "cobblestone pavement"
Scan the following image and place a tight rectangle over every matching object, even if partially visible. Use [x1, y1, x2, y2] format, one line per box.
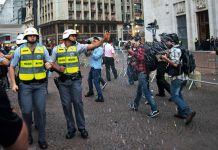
[7, 63, 218, 150]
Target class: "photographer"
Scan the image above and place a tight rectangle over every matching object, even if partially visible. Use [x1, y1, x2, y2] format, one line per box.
[161, 33, 196, 125]
[128, 36, 159, 118]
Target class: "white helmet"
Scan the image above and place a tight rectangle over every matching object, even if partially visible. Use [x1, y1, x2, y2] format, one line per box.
[62, 29, 77, 40]
[16, 34, 27, 45]
[23, 27, 39, 39]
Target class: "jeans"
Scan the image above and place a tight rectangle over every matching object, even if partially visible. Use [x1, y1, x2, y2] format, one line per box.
[88, 67, 103, 97]
[133, 72, 158, 111]
[19, 82, 47, 142]
[170, 79, 192, 116]
[58, 79, 85, 132]
[127, 64, 134, 85]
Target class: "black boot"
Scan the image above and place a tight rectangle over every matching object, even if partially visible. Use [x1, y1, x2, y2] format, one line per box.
[95, 96, 104, 102]
[85, 92, 94, 97]
[79, 129, 88, 139]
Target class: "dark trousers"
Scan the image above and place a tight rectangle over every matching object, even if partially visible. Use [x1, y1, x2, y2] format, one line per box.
[104, 57, 118, 81]
[156, 61, 170, 95]
[88, 67, 103, 97]
[99, 76, 106, 85]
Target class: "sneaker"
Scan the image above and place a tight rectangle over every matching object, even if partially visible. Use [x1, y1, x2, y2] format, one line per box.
[147, 110, 159, 118]
[101, 82, 107, 90]
[129, 103, 138, 111]
[185, 111, 196, 125]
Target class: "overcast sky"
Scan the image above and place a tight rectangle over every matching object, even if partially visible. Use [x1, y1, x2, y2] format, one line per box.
[0, 0, 6, 4]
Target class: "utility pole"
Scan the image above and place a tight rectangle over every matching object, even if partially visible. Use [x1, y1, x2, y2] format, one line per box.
[33, 0, 38, 30]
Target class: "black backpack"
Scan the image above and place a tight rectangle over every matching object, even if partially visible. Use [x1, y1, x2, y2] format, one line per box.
[180, 47, 196, 75]
[167, 46, 196, 76]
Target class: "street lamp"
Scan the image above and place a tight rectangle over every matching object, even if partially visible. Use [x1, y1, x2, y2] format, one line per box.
[74, 24, 77, 30]
[130, 22, 134, 36]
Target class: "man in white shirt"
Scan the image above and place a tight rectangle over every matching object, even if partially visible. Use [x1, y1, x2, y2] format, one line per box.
[103, 39, 118, 81]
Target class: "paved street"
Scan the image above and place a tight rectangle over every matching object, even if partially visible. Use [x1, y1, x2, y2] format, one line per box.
[7, 64, 218, 150]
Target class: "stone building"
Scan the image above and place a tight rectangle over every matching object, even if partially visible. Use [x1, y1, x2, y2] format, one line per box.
[143, 0, 218, 50]
[37, 0, 123, 44]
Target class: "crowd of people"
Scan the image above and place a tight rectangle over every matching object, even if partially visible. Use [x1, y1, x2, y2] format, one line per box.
[195, 36, 218, 51]
[1, 27, 197, 149]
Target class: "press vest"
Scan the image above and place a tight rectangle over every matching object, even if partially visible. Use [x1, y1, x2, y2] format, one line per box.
[56, 45, 80, 74]
[19, 46, 46, 81]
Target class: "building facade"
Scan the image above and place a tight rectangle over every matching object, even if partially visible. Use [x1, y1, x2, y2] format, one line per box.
[121, 0, 144, 40]
[0, 0, 25, 43]
[24, 0, 34, 28]
[38, 0, 123, 44]
[143, 0, 218, 50]
[0, 0, 13, 24]
[12, 0, 26, 24]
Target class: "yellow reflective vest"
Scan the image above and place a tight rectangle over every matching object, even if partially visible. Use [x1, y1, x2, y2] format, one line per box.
[8, 49, 15, 55]
[56, 45, 80, 74]
[19, 46, 46, 81]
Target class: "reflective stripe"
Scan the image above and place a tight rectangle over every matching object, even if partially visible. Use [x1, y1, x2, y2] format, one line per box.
[66, 56, 78, 63]
[64, 67, 79, 74]
[20, 60, 33, 68]
[33, 60, 44, 67]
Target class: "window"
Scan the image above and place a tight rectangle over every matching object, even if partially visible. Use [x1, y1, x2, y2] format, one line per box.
[98, 25, 103, 32]
[91, 24, 96, 32]
[84, 25, 89, 33]
[58, 24, 64, 33]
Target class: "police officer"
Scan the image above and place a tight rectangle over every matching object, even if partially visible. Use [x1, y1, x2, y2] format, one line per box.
[51, 29, 110, 139]
[9, 27, 52, 149]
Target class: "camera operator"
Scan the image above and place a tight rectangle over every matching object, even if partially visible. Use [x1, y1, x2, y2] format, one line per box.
[128, 36, 159, 117]
[161, 33, 196, 125]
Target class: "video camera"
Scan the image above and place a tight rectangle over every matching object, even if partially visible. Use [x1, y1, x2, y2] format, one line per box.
[124, 41, 132, 50]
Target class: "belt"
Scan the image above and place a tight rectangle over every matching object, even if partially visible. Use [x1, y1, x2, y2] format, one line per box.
[58, 72, 82, 82]
[21, 79, 47, 84]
